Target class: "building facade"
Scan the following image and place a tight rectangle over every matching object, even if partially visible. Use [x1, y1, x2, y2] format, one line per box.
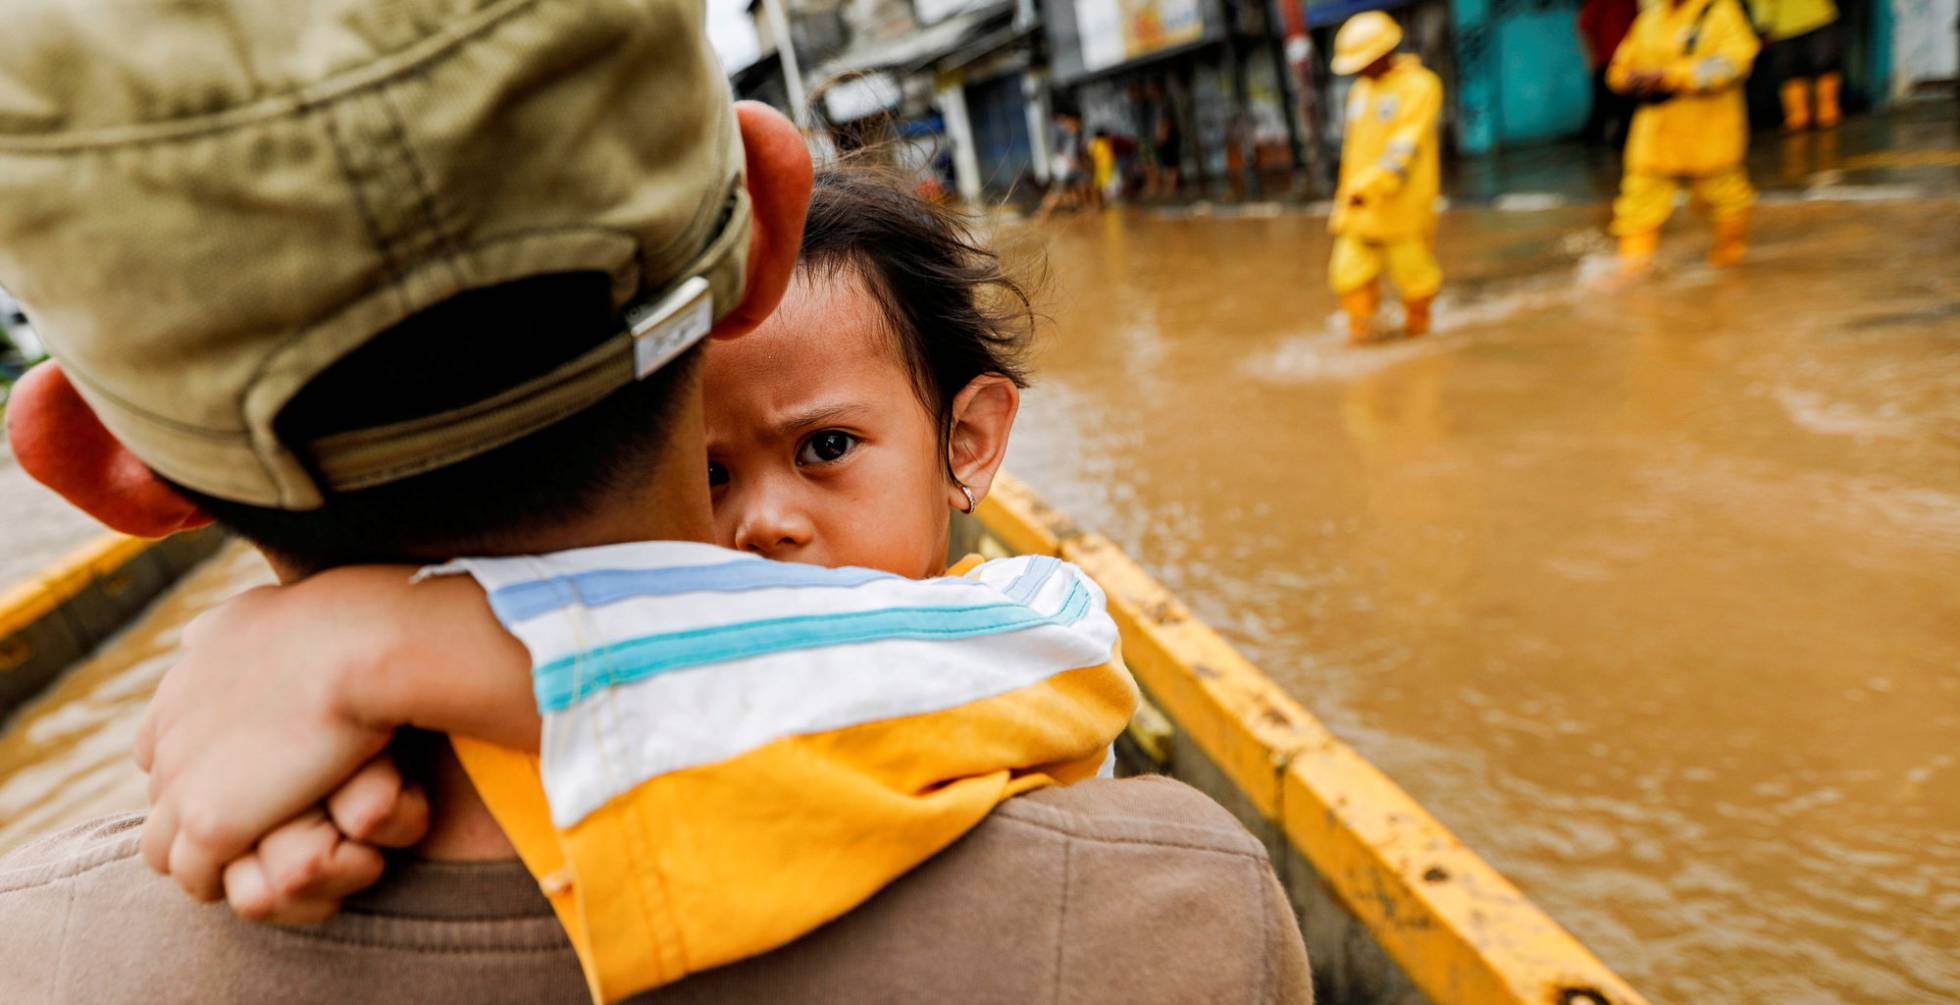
[721, 0, 1944, 199]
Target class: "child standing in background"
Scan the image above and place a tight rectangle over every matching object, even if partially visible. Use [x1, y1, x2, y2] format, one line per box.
[1089, 128, 1118, 207]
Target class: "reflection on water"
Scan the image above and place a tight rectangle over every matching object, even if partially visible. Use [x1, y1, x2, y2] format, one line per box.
[1001, 201, 1960, 1004]
[0, 544, 271, 854]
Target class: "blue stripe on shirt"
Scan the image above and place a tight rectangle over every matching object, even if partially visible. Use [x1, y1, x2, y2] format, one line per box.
[488, 554, 1059, 623]
[487, 561, 901, 622]
[533, 578, 1094, 713]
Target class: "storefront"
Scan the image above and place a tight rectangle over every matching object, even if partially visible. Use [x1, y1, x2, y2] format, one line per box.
[1044, 0, 1297, 194]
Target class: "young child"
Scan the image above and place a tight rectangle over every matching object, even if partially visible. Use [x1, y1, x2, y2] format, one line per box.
[1088, 129, 1117, 208]
[134, 165, 1136, 1002]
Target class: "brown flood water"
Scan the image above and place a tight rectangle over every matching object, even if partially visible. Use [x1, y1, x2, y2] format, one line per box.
[999, 200, 1960, 1003]
[0, 199, 1952, 1004]
[0, 544, 271, 853]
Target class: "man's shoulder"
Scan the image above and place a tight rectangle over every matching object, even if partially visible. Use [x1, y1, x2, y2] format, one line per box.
[1400, 60, 1445, 96]
[0, 812, 149, 894]
[668, 776, 1310, 1004]
[985, 773, 1270, 858]
[1, 813, 589, 1005]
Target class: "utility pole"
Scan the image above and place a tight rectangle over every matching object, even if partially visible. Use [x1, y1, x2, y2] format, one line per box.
[1277, 0, 1329, 194]
[935, 74, 985, 203]
[760, 0, 809, 128]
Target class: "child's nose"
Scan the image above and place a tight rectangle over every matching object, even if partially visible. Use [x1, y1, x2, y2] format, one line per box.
[733, 496, 814, 560]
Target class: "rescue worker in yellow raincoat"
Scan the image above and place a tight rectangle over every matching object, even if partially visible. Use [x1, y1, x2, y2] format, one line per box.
[1608, 0, 1761, 272]
[1328, 11, 1444, 344]
[1752, 0, 1843, 131]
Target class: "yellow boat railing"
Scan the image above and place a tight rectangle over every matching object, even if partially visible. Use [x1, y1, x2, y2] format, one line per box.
[961, 472, 1649, 1005]
[0, 527, 223, 715]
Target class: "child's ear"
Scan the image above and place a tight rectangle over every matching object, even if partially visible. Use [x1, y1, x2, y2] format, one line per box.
[945, 375, 1020, 509]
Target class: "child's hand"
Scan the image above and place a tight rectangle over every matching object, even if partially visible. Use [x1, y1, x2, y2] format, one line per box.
[134, 563, 538, 904]
[223, 758, 429, 924]
[134, 571, 418, 902]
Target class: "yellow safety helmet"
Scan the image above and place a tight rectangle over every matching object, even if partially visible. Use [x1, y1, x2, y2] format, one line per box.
[1331, 11, 1403, 75]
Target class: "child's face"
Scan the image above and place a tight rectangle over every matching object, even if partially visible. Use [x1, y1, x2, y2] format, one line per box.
[702, 270, 954, 578]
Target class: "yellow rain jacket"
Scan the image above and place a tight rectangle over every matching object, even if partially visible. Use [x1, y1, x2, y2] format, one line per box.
[1611, 0, 1761, 177]
[432, 543, 1135, 1003]
[1751, 0, 1836, 42]
[1331, 54, 1444, 242]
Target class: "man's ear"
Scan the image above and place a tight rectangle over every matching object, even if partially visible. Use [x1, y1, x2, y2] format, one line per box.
[945, 375, 1020, 510]
[6, 361, 212, 538]
[712, 101, 813, 341]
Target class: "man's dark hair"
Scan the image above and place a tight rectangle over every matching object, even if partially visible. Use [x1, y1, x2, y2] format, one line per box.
[170, 271, 703, 575]
[800, 163, 1035, 479]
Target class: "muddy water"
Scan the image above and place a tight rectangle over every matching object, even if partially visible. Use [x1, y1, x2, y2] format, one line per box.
[1000, 201, 1960, 1003]
[0, 544, 271, 854]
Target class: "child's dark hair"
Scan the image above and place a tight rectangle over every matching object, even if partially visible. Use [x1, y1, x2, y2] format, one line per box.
[799, 163, 1035, 479]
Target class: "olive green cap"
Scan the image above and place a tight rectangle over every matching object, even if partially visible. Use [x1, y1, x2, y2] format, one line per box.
[0, 0, 751, 509]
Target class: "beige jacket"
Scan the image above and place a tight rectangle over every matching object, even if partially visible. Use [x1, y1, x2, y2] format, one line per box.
[0, 776, 1311, 1004]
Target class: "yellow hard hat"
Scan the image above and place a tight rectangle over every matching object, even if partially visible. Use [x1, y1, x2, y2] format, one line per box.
[1331, 11, 1403, 75]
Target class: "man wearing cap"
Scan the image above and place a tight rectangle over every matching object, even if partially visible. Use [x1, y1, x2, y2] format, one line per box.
[0, 1, 1310, 1002]
[1327, 11, 1445, 345]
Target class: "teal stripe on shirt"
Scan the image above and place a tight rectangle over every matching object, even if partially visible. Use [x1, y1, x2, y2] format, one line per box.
[533, 580, 1094, 713]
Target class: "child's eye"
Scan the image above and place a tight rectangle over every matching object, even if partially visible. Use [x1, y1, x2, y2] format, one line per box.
[796, 430, 859, 466]
[708, 461, 730, 488]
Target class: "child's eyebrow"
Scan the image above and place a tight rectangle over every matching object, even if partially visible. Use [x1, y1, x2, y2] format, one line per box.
[774, 402, 866, 435]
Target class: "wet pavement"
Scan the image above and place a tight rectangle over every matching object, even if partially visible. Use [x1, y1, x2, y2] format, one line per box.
[0, 439, 114, 591]
[997, 147, 1959, 1002]
[0, 104, 1955, 1004]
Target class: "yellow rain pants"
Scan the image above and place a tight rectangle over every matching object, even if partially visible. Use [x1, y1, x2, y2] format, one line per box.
[1608, 0, 1760, 235]
[1330, 54, 1444, 296]
[1611, 168, 1755, 233]
[1328, 234, 1444, 297]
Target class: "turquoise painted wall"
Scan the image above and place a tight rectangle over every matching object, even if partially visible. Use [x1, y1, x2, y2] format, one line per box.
[1495, 11, 1592, 140]
[1449, 0, 1593, 152]
[1451, 0, 1500, 152]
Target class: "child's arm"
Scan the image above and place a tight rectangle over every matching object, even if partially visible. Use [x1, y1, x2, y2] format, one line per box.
[135, 565, 536, 903]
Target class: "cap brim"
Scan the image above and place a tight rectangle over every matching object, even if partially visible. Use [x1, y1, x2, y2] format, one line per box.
[1331, 40, 1396, 75]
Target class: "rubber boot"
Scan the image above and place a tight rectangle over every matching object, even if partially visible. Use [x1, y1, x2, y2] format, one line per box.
[1815, 72, 1842, 128]
[1341, 283, 1380, 345]
[1618, 230, 1659, 276]
[1781, 78, 1813, 132]
[1709, 214, 1748, 267]
[1404, 295, 1434, 337]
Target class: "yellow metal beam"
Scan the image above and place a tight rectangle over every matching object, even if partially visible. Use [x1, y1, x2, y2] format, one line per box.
[972, 475, 1072, 557]
[1059, 530, 1328, 817]
[0, 532, 150, 644]
[977, 472, 1651, 1005]
[1283, 740, 1648, 1004]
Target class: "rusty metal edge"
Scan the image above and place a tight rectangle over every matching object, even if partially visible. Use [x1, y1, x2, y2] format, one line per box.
[975, 472, 1652, 1005]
